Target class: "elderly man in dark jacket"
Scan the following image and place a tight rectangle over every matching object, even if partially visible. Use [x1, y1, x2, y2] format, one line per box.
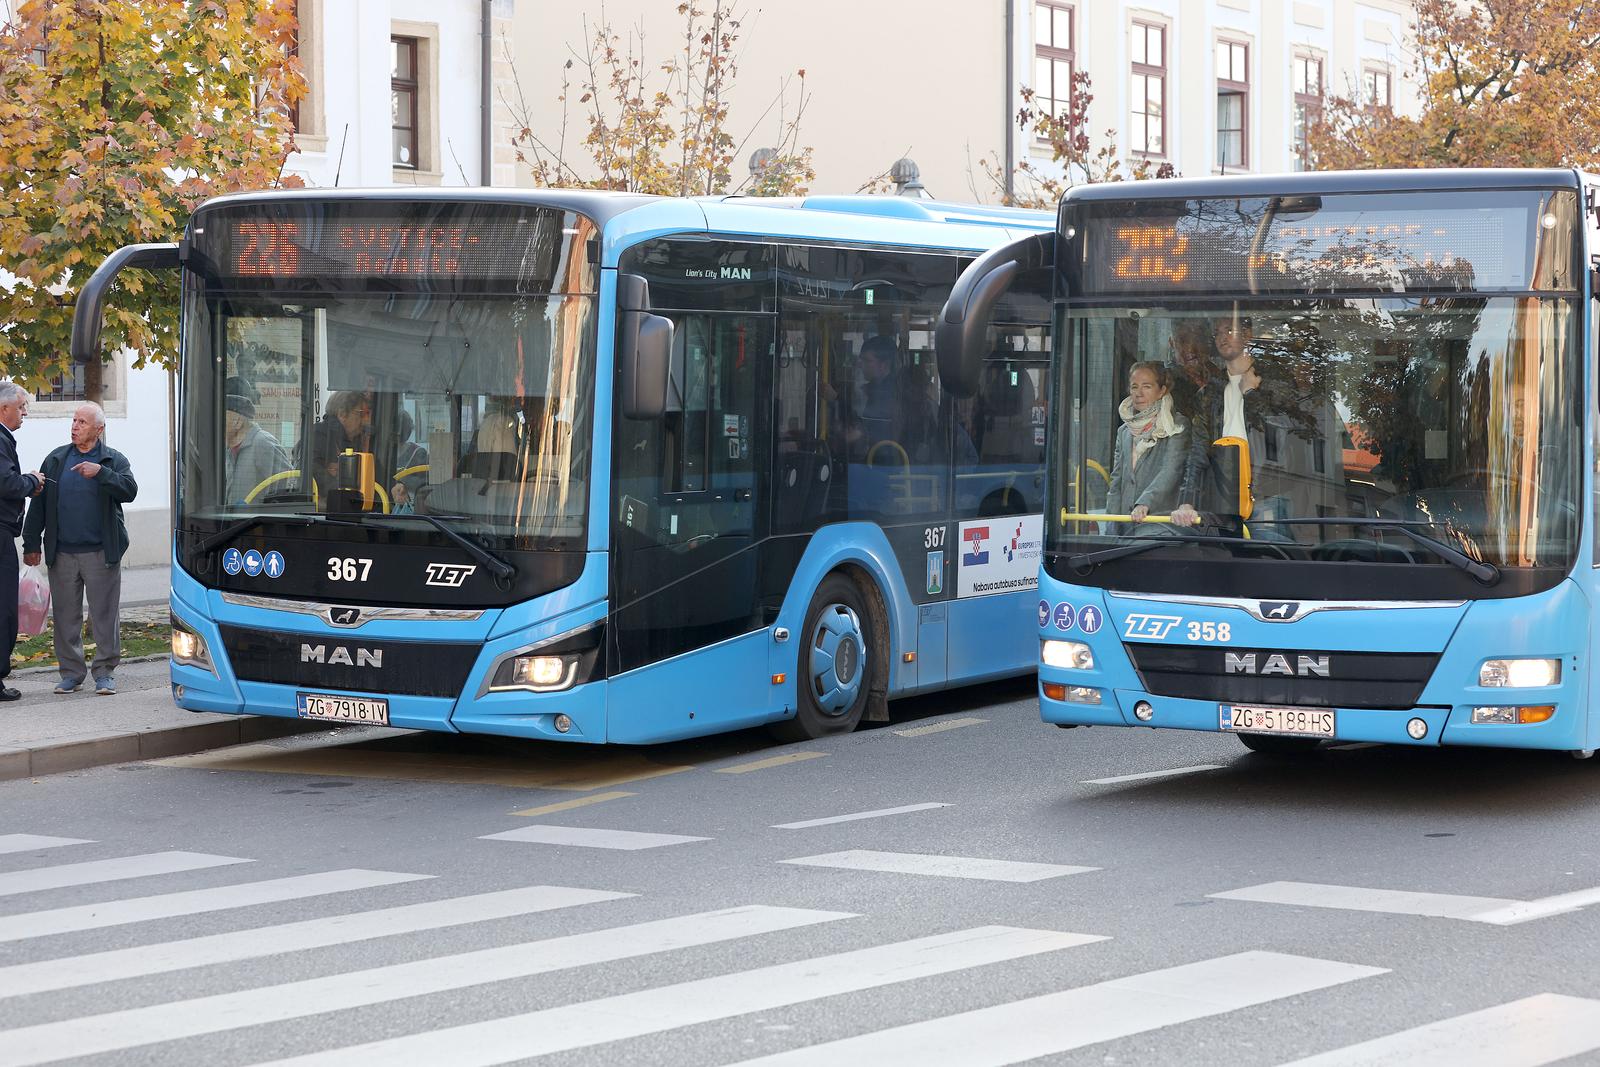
[22, 402, 137, 696]
[0, 382, 44, 702]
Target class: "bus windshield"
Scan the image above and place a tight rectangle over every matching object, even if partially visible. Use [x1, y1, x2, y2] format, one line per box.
[178, 200, 597, 557]
[1048, 188, 1583, 601]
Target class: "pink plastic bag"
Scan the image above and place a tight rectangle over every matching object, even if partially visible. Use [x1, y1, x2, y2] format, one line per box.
[18, 565, 49, 637]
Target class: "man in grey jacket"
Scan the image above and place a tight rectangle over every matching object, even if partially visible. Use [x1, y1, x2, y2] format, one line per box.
[223, 377, 293, 505]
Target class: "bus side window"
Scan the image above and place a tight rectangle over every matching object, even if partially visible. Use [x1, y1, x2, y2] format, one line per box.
[954, 358, 1048, 519]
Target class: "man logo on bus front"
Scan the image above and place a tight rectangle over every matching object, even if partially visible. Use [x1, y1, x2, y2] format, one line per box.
[424, 563, 477, 588]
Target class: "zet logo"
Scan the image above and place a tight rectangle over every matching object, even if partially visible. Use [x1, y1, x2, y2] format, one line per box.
[1123, 613, 1182, 640]
[963, 526, 990, 566]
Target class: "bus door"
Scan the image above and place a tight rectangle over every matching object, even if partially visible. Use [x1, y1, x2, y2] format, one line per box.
[610, 313, 775, 738]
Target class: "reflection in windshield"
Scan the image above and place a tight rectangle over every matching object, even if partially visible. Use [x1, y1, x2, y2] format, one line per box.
[1052, 296, 1580, 573]
[184, 294, 595, 546]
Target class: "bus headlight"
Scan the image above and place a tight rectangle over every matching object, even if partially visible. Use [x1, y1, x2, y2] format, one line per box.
[1479, 658, 1560, 688]
[1042, 640, 1094, 670]
[507, 654, 577, 691]
[482, 624, 605, 696]
[170, 616, 214, 673]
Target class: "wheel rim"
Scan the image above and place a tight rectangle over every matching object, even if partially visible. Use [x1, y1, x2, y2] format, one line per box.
[808, 603, 866, 716]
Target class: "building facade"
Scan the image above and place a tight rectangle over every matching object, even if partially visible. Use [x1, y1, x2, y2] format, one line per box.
[507, 0, 1418, 200]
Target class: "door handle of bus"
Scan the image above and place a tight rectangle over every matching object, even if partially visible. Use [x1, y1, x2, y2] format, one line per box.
[734, 488, 751, 502]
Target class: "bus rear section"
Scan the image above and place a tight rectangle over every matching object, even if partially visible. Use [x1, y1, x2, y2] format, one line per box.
[981, 168, 1596, 755]
[77, 190, 1055, 745]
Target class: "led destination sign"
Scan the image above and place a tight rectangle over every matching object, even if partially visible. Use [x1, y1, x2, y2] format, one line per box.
[1075, 189, 1577, 296]
[197, 202, 598, 291]
[232, 221, 488, 278]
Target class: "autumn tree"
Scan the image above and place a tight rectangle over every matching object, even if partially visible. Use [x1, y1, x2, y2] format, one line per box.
[505, 1, 814, 197]
[1307, 0, 1600, 170]
[980, 70, 1176, 208]
[0, 0, 303, 400]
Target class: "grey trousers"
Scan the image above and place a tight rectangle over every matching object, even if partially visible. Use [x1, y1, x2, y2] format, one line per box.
[48, 550, 121, 683]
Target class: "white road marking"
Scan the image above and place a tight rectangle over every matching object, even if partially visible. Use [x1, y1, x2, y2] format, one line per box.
[0, 852, 249, 898]
[1213, 880, 1600, 925]
[0, 868, 428, 944]
[780, 849, 1097, 883]
[1082, 765, 1222, 785]
[254, 925, 1105, 1067]
[0, 835, 92, 856]
[0, 884, 628, 998]
[727, 950, 1386, 1066]
[773, 803, 950, 829]
[893, 717, 987, 738]
[1280, 993, 1600, 1066]
[479, 824, 709, 850]
[0, 905, 852, 1067]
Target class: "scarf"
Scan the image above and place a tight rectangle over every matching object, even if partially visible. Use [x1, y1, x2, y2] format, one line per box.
[1118, 393, 1183, 469]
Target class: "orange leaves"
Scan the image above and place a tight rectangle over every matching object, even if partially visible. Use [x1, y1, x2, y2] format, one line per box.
[1307, 0, 1600, 171]
[0, 0, 301, 383]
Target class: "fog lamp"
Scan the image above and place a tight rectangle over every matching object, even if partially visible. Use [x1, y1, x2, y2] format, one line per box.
[1133, 701, 1154, 721]
[1042, 640, 1094, 670]
[553, 714, 573, 734]
[1406, 717, 1429, 740]
[1479, 658, 1560, 688]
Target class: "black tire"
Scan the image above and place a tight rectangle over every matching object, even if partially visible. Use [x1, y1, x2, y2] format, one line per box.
[769, 574, 875, 742]
[1235, 732, 1324, 756]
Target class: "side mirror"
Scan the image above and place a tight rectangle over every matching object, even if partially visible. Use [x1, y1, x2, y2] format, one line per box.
[70, 243, 181, 364]
[1212, 436, 1254, 520]
[616, 274, 674, 420]
[935, 231, 1053, 399]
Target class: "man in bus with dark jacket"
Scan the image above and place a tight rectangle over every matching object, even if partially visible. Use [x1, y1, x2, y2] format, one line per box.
[22, 402, 138, 696]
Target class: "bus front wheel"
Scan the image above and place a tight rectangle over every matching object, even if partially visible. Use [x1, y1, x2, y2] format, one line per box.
[772, 574, 874, 742]
[1234, 733, 1324, 756]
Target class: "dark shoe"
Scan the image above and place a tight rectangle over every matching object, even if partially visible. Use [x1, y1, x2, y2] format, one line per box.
[0, 687, 20, 701]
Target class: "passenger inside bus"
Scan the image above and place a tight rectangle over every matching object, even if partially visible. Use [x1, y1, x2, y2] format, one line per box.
[222, 376, 293, 505]
[1105, 361, 1187, 531]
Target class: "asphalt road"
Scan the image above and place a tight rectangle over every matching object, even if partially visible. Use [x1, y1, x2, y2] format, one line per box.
[3, 679, 1600, 1066]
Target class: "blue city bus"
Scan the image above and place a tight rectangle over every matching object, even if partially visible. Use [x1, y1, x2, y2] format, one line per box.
[937, 168, 1600, 756]
[71, 190, 1052, 743]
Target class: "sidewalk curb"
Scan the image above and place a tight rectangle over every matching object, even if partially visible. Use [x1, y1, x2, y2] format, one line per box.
[0, 715, 330, 782]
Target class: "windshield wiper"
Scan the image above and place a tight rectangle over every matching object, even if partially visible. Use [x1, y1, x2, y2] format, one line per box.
[1063, 529, 1295, 574]
[361, 511, 517, 584]
[197, 514, 318, 555]
[1255, 516, 1500, 585]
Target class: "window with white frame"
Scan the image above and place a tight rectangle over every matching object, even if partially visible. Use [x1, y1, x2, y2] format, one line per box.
[1034, 2, 1075, 125]
[1292, 52, 1323, 171]
[1216, 39, 1249, 169]
[1363, 65, 1392, 110]
[1131, 21, 1166, 157]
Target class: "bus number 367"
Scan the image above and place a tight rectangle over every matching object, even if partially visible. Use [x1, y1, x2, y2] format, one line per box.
[327, 557, 373, 582]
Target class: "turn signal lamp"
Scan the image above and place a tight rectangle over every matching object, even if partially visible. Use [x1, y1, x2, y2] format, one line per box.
[1479, 658, 1560, 688]
[1471, 705, 1556, 725]
[1042, 682, 1067, 702]
[1042, 640, 1094, 670]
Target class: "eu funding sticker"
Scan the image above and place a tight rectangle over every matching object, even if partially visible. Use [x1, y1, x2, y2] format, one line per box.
[956, 514, 1043, 598]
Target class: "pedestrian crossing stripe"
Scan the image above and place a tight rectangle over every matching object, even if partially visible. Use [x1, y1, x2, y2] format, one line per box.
[1212, 879, 1600, 926]
[250, 926, 1101, 1067]
[0, 835, 92, 856]
[0, 905, 854, 1067]
[1278, 993, 1600, 1066]
[0, 851, 250, 898]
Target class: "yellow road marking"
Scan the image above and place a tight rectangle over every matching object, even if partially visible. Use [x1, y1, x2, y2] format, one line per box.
[893, 716, 988, 738]
[713, 751, 828, 774]
[159, 742, 695, 791]
[511, 791, 636, 817]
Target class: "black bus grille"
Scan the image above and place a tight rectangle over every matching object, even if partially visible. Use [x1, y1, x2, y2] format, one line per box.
[1124, 644, 1440, 709]
[218, 625, 479, 699]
